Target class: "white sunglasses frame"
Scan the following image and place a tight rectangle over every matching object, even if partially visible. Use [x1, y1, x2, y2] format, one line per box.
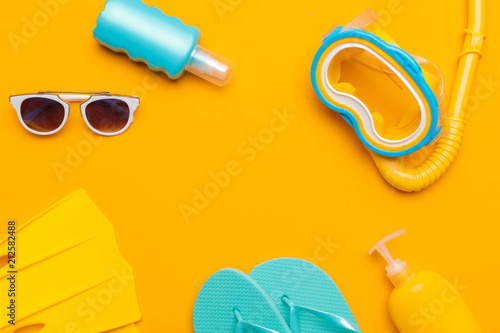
[9, 91, 140, 136]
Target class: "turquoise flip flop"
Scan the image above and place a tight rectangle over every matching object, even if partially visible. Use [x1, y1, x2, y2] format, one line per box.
[193, 268, 292, 333]
[249, 258, 362, 333]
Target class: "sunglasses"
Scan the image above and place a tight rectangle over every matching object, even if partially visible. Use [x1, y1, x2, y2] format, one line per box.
[9, 91, 140, 136]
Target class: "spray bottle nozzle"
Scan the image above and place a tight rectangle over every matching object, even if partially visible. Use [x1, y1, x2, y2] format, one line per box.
[186, 45, 234, 86]
[369, 229, 415, 287]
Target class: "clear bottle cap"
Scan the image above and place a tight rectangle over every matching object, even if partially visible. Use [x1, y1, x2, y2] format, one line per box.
[186, 45, 234, 86]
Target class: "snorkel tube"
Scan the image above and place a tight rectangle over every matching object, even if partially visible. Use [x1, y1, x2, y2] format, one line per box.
[370, 0, 485, 191]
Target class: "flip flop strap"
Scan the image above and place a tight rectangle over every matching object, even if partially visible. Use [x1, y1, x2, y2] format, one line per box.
[282, 297, 360, 333]
[234, 309, 281, 333]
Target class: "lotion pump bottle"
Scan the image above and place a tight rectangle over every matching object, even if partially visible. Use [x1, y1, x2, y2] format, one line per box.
[369, 229, 483, 333]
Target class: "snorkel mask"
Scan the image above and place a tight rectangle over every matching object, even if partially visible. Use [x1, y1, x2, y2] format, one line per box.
[311, 10, 447, 157]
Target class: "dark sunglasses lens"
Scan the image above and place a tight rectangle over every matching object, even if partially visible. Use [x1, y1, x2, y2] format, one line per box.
[20, 97, 65, 133]
[85, 99, 130, 133]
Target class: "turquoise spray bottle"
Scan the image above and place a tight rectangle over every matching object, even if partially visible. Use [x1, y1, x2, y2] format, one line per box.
[94, 0, 234, 86]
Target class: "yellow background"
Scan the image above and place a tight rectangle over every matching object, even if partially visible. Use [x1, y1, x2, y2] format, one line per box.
[1, 0, 499, 331]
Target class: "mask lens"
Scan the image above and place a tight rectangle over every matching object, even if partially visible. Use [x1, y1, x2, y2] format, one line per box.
[85, 99, 130, 134]
[20, 97, 65, 133]
[328, 47, 422, 141]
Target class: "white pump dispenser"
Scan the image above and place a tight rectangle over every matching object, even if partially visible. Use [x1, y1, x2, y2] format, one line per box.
[369, 229, 415, 287]
[369, 229, 483, 333]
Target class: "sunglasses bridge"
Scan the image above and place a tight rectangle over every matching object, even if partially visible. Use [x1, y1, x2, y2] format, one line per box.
[37, 91, 112, 103]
